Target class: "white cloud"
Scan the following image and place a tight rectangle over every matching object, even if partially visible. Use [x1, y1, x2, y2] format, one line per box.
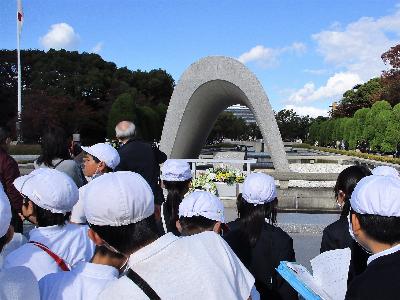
[91, 42, 103, 54]
[39, 23, 79, 50]
[284, 105, 329, 118]
[312, 8, 400, 80]
[238, 42, 306, 67]
[303, 69, 328, 75]
[288, 72, 362, 104]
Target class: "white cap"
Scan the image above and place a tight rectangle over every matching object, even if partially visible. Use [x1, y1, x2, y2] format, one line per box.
[179, 190, 225, 223]
[350, 175, 400, 217]
[81, 143, 120, 170]
[83, 171, 154, 226]
[242, 173, 277, 205]
[13, 169, 79, 214]
[161, 159, 192, 181]
[371, 166, 399, 178]
[0, 187, 11, 238]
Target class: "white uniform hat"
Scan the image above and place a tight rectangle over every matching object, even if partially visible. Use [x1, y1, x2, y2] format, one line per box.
[81, 143, 120, 170]
[161, 159, 192, 182]
[13, 168, 79, 214]
[371, 166, 399, 178]
[0, 187, 12, 238]
[82, 171, 154, 226]
[242, 173, 277, 205]
[179, 190, 225, 223]
[350, 175, 400, 217]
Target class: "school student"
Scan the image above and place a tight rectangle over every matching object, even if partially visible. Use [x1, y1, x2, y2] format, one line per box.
[3, 168, 95, 280]
[39, 172, 153, 300]
[98, 177, 255, 299]
[224, 172, 298, 300]
[70, 143, 120, 224]
[160, 159, 192, 235]
[345, 174, 400, 300]
[0, 184, 40, 300]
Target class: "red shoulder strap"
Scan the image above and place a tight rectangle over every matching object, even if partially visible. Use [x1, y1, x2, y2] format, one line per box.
[29, 241, 70, 271]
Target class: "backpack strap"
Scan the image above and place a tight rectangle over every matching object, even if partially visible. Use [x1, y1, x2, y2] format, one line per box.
[52, 159, 65, 169]
[29, 241, 70, 271]
[126, 268, 161, 300]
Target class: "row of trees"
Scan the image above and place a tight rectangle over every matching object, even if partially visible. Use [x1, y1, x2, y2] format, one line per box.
[309, 101, 400, 152]
[0, 49, 174, 143]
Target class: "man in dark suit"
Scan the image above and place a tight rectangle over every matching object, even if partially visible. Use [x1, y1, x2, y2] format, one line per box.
[345, 173, 400, 300]
[114, 121, 167, 219]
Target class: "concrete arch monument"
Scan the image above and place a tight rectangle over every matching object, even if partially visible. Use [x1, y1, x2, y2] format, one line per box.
[160, 56, 290, 171]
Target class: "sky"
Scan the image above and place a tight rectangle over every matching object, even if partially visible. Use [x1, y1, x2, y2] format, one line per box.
[1, 0, 400, 117]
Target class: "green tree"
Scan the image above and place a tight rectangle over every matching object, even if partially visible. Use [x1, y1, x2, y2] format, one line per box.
[383, 103, 400, 152]
[107, 93, 136, 138]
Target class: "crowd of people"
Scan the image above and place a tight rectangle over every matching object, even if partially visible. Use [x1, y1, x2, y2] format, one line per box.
[0, 121, 399, 299]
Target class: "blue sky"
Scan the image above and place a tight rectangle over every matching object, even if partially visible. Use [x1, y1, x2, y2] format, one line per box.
[2, 0, 400, 117]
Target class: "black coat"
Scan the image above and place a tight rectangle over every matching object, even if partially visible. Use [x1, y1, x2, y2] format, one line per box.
[115, 139, 167, 204]
[225, 220, 298, 300]
[345, 249, 400, 300]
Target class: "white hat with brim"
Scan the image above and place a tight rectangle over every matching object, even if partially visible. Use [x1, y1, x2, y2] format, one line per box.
[0, 187, 11, 238]
[371, 166, 399, 178]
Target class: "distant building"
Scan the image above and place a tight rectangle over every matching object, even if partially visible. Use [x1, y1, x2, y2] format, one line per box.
[225, 104, 256, 124]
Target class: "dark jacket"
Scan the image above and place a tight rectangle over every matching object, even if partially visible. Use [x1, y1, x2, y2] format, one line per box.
[321, 216, 369, 284]
[225, 220, 298, 300]
[115, 139, 167, 204]
[345, 249, 400, 300]
[0, 147, 23, 232]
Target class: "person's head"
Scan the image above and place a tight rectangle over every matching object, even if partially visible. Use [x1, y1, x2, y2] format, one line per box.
[334, 165, 371, 217]
[237, 173, 278, 247]
[349, 174, 400, 254]
[177, 190, 224, 236]
[37, 127, 71, 167]
[81, 143, 120, 178]
[13, 169, 79, 227]
[83, 171, 158, 263]
[0, 126, 12, 151]
[115, 121, 135, 144]
[161, 160, 192, 231]
[0, 188, 13, 252]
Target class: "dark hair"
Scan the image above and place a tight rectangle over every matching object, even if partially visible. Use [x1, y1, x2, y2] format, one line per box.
[37, 127, 71, 167]
[355, 212, 400, 245]
[27, 202, 69, 227]
[86, 153, 111, 173]
[179, 215, 217, 236]
[89, 215, 159, 256]
[334, 165, 371, 217]
[0, 233, 8, 252]
[71, 142, 82, 157]
[163, 180, 191, 232]
[0, 126, 11, 145]
[236, 194, 277, 248]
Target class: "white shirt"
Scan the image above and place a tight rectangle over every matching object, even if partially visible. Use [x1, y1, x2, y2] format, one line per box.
[0, 266, 40, 300]
[99, 231, 254, 300]
[39, 261, 119, 300]
[3, 223, 95, 280]
[367, 243, 400, 265]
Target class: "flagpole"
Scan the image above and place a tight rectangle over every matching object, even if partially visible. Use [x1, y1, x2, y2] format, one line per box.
[16, 0, 22, 143]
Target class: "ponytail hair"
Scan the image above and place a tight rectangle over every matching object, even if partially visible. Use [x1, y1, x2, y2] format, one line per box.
[163, 180, 191, 232]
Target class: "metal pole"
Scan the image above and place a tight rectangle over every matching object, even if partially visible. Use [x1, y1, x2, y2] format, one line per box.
[16, 3, 22, 143]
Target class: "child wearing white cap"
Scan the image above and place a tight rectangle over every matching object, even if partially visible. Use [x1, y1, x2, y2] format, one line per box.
[160, 159, 192, 235]
[345, 174, 400, 300]
[176, 190, 225, 236]
[70, 143, 120, 224]
[39, 171, 158, 300]
[0, 185, 40, 300]
[98, 180, 255, 299]
[3, 169, 95, 280]
[224, 172, 298, 300]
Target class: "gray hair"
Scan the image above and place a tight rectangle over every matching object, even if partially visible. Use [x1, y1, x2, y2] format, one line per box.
[115, 121, 136, 139]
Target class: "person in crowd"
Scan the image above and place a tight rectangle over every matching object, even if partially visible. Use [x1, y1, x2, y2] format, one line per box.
[224, 173, 298, 300]
[0, 126, 23, 233]
[3, 168, 95, 280]
[35, 127, 85, 187]
[70, 143, 120, 224]
[160, 159, 192, 235]
[70, 133, 84, 165]
[176, 190, 224, 236]
[97, 174, 254, 299]
[114, 121, 167, 218]
[345, 174, 400, 299]
[39, 172, 149, 300]
[320, 165, 371, 284]
[0, 181, 40, 300]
